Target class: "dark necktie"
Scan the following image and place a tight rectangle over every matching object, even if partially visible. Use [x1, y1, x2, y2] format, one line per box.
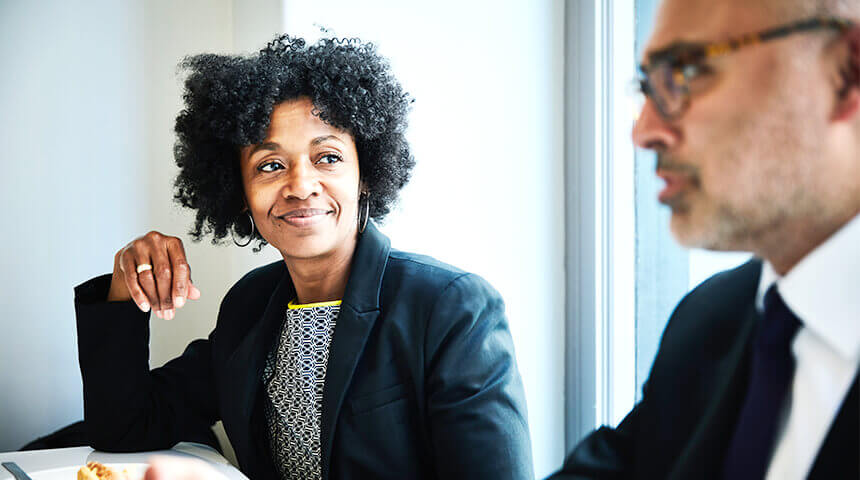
[721, 285, 802, 480]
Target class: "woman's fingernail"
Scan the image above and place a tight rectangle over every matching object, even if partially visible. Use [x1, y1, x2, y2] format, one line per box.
[156, 310, 163, 319]
[165, 310, 174, 321]
[174, 296, 185, 308]
[140, 302, 150, 312]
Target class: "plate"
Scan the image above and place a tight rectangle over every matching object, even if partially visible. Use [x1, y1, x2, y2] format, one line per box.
[24, 463, 148, 480]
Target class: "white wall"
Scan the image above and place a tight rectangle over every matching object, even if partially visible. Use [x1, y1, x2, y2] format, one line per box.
[0, 0, 148, 451]
[0, 0, 282, 454]
[282, 2, 567, 477]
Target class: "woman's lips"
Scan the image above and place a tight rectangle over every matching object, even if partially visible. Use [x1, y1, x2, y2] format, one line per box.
[278, 208, 333, 227]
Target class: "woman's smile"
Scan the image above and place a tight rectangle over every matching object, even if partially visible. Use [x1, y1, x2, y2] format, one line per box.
[277, 207, 335, 228]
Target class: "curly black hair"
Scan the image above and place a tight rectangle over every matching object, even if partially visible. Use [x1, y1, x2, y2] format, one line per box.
[173, 35, 415, 249]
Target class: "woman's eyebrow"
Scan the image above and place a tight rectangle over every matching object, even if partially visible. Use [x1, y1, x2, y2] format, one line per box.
[310, 135, 344, 146]
[249, 141, 281, 156]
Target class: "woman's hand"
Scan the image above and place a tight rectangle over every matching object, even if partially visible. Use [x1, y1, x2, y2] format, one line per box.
[107, 231, 201, 320]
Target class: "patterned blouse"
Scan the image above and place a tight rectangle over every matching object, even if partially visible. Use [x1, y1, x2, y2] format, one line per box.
[263, 299, 341, 480]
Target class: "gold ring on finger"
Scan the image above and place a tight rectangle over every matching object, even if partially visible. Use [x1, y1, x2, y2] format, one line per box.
[136, 263, 153, 275]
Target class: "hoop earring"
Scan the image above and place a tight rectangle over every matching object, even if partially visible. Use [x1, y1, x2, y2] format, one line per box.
[231, 211, 255, 247]
[358, 192, 370, 233]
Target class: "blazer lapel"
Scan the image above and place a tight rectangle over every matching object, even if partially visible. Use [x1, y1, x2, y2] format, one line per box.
[668, 304, 759, 480]
[320, 222, 391, 480]
[221, 268, 294, 470]
[808, 370, 860, 479]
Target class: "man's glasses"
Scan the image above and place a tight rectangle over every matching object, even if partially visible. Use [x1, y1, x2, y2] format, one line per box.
[637, 16, 856, 120]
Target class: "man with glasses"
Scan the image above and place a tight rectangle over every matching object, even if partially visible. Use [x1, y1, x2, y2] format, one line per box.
[551, 0, 859, 479]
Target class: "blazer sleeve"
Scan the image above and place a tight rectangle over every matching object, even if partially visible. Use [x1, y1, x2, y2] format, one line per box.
[545, 403, 639, 479]
[75, 274, 219, 452]
[424, 273, 535, 480]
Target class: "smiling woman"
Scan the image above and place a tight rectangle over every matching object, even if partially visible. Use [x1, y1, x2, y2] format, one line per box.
[73, 35, 533, 480]
[239, 98, 365, 302]
[173, 36, 415, 254]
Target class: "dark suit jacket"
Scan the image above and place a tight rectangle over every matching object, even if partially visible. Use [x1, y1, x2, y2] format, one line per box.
[550, 259, 859, 479]
[75, 222, 534, 480]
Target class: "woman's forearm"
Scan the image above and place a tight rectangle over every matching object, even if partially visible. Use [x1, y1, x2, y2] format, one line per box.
[75, 274, 217, 451]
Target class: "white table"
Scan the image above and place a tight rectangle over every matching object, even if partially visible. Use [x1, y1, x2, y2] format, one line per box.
[0, 442, 247, 479]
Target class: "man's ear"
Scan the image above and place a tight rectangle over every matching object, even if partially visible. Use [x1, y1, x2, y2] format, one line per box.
[832, 25, 860, 122]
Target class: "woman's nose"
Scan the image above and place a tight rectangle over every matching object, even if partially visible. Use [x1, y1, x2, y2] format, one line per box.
[282, 158, 322, 200]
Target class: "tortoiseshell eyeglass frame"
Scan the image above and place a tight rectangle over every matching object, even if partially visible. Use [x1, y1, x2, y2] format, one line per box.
[638, 16, 856, 120]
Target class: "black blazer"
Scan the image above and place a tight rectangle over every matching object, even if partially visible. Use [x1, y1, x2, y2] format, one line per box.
[549, 260, 859, 479]
[75, 222, 534, 480]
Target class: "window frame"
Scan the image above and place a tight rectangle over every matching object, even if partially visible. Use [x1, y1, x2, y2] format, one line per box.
[563, 0, 638, 449]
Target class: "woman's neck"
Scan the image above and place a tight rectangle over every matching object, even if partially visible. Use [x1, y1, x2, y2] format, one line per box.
[282, 237, 357, 305]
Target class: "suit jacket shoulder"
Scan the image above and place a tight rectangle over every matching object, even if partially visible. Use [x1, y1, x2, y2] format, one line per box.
[381, 250, 504, 333]
[386, 250, 467, 289]
[655, 259, 762, 367]
[634, 259, 761, 477]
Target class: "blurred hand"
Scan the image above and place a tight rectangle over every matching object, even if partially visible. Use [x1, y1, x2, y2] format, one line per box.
[107, 231, 201, 320]
[144, 456, 228, 480]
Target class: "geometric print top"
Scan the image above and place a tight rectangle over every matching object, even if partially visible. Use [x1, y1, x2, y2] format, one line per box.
[263, 299, 341, 480]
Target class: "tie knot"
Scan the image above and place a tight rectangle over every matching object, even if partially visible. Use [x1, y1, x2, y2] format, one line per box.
[759, 285, 802, 350]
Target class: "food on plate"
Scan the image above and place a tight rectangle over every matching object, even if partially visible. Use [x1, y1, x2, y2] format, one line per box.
[77, 461, 131, 480]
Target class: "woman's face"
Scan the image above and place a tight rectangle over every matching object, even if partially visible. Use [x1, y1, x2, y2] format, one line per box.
[239, 97, 361, 261]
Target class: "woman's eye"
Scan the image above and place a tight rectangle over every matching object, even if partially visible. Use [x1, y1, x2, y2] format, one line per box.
[317, 153, 343, 165]
[259, 161, 284, 173]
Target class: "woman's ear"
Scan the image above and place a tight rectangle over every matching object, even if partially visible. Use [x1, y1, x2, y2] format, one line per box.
[832, 25, 860, 122]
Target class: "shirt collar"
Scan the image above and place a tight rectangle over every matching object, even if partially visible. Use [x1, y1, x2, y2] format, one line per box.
[756, 213, 860, 361]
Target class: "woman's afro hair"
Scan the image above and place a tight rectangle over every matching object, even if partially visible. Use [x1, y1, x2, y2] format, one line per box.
[173, 34, 415, 248]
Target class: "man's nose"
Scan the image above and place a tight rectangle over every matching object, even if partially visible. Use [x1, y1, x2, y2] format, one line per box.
[632, 98, 680, 152]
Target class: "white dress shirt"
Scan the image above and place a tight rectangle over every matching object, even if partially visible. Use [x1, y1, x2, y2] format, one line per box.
[760, 213, 860, 480]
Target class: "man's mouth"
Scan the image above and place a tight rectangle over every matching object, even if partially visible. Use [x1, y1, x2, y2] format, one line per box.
[656, 170, 691, 205]
[655, 156, 700, 209]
